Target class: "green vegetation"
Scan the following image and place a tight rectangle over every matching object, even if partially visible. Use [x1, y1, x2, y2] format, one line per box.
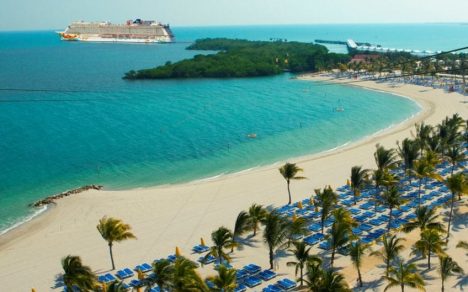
[59, 113, 467, 291]
[123, 38, 349, 79]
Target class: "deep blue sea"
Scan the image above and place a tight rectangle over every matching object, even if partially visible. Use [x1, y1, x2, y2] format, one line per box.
[1, 23, 465, 233]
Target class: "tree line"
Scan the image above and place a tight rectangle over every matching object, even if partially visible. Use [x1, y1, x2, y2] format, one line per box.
[123, 38, 350, 79]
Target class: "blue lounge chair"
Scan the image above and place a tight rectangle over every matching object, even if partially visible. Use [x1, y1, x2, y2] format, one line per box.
[244, 264, 262, 274]
[352, 227, 364, 236]
[277, 278, 297, 290]
[304, 235, 320, 245]
[319, 241, 330, 250]
[359, 223, 373, 232]
[234, 284, 247, 292]
[129, 279, 144, 288]
[192, 244, 210, 253]
[149, 287, 161, 292]
[236, 269, 249, 281]
[259, 269, 277, 281]
[349, 208, 361, 215]
[263, 284, 283, 292]
[244, 276, 262, 288]
[308, 223, 322, 232]
[104, 273, 116, 283]
[167, 255, 177, 262]
[135, 262, 152, 273]
[198, 255, 216, 265]
[116, 268, 133, 279]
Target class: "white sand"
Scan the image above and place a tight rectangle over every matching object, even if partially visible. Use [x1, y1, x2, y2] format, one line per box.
[0, 76, 466, 291]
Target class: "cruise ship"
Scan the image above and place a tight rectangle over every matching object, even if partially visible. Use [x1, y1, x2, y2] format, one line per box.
[58, 19, 174, 43]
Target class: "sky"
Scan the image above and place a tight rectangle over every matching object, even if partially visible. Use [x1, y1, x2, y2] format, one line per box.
[1, 0, 467, 31]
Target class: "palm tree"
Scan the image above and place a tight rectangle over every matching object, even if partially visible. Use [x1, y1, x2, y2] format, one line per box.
[350, 240, 370, 288]
[314, 186, 338, 234]
[374, 145, 398, 171]
[61, 255, 97, 292]
[232, 210, 250, 252]
[151, 259, 173, 291]
[285, 217, 308, 247]
[411, 159, 442, 207]
[262, 211, 289, 269]
[96, 216, 136, 270]
[371, 235, 406, 276]
[279, 162, 306, 204]
[397, 138, 420, 177]
[350, 166, 369, 205]
[107, 281, 129, 292]
[383, 259, 425, 292]
[304, 263, 350, 292]
[381, 186, 406, 231]
[247, 204, 267, 236]
[445, 173, 467, 241]
[438, 255, 464, 292]
[320, 269, 351, 292]
[414, 122, 433, 156]
[205, 227, 235, 265]
[304, 260, 323, 291]
[206, 265, 237, 292]
[286, 241, 321, 286]
[412, 229, 446, 269]
[372, 168, 385, 211]
[332, 208, 357, 232]
[382, 169, 400, 191]
[328, 221, 351, 268]
[445, 145, 466, 175]
[402, 206, 444, 233]
[172, 257, 207, 292]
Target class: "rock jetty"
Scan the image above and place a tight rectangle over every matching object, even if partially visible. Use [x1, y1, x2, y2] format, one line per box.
[30, 185, 103, 207]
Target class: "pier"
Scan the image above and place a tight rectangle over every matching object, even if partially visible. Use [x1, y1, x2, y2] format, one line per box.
[315, 39, 440, 56]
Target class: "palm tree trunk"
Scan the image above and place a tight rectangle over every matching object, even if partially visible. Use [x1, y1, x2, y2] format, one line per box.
[442, 278, 445, 292]
[287, 180, 292, 205]
[269, 246, 274, 269]
[418, 179, 422, 207]
[446, 192, 455, 243]
[428, 250, 431, 269]
[253, 224, 257, 236]
[388, 209, 393, 232]
[386, 259, 390, 277]
[401, 283, 405, 292]
[108, 242, 115, 270]
[300, 265, 303, 286]
[331, 247, 336, 268]
[358, 266, 363, 287]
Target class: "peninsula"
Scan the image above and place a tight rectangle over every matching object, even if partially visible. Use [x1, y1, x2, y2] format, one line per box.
[123, 38, 350, 79]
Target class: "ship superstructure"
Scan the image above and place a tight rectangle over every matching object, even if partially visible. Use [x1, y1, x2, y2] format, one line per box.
[58, 19, 174, 43]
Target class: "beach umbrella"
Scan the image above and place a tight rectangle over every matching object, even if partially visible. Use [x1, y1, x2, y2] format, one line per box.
[137, 288, 142, 292]
[292, 213, 297, 222]
[309, 197, 314, 205]
[101, 282, 106, 292]
[297, 201, 303, 209]
[32, 289, 37, 292]
[201, 237, 206, 246]
[175, 246, 182, 257]
[346, 179, 351, 186]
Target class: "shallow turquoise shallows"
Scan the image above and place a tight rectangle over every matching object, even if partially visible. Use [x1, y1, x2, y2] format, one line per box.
[2, 23, 464, 233]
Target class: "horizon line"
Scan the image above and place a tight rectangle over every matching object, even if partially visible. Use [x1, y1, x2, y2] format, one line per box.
[1, 21, 467, 32]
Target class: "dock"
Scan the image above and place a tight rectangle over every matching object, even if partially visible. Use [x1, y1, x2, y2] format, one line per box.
[315, 39, 440, 56]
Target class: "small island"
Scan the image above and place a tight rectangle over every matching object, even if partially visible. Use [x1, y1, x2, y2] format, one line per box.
[123, 38, 350, 79]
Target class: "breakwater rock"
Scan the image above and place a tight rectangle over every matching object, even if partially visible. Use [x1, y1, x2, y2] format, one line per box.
[30, 185, 103, 207]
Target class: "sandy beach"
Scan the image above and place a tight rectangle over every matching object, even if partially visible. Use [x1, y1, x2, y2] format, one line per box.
[0, 76, 466, 291]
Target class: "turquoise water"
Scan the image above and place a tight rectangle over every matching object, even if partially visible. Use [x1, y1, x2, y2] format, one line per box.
[1, 24, 462, 233]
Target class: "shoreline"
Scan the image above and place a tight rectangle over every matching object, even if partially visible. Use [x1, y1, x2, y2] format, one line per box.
[0, 76, 425, 238]
[0, 76, 466, 291]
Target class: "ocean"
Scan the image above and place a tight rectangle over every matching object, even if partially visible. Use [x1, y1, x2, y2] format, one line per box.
[0, 23, 465, 234]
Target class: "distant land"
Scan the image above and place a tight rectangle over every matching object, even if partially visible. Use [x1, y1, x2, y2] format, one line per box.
[123, 38, 350, 79]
